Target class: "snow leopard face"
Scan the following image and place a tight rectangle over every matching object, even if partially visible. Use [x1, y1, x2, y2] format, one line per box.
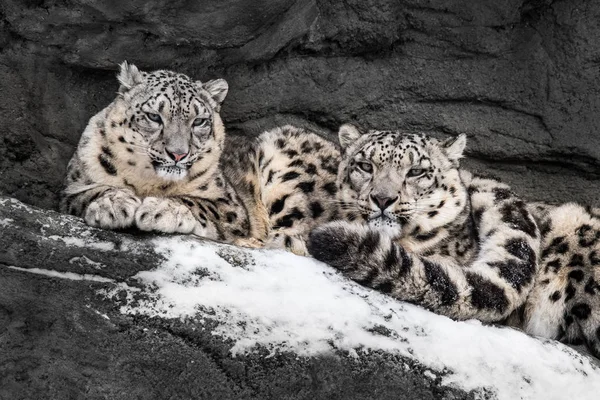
[336, 124, 469, 238]
[115, 62, 228, 181]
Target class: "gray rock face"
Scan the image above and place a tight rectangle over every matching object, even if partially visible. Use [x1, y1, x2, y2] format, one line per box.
[3, 196, 600, 400]
[0, 196, 478, 399]
[0, 0, 599, 209]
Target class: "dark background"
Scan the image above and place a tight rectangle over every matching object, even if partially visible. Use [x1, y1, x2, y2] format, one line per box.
[1, 2, 599, 398]
[1, 0, 599, 209]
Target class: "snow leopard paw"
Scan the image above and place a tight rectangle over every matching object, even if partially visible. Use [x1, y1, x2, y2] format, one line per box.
[84, 189, 141, 229]
[265, 231, 309, 256]
[233, 237, 265, 249]
[135, 197, 198, 234]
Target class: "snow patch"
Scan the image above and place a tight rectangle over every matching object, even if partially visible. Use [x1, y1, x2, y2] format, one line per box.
[0, 197, 32, 212]
[69, 256, 105, 270]
[109, 237, 600, 400]
[423, 370, 437, 380]
[5, 266, 140, 302]
[7, 266, 115, 283]
[48, 235, 116, 251]
[0, 218, 13, 227]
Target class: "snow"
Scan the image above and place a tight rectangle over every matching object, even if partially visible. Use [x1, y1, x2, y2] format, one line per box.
[87, 306, 111, 320]
[0, 197, 32, 211]
[48, 235, 116, 251]
[0, 218, 13, 227]
[69, 256, 105, 270]
[8, 266, 115, 283]
[112, 237, 600, 400]
[423, 370, 437, 380]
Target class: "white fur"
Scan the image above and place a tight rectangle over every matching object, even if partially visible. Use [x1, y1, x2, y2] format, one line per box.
[135, 197, 200, 235]
[338, 124, 362, 150]
[84, 189, 141, 229]
[117, 61, 144, 91]
[442, 134, 467, 162]
[202, 79, 229, 105]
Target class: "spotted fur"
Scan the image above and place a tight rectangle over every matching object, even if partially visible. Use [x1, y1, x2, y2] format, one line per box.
[61, 62, 248, 241]
[61, 65, 340, 251]
[308, 124, 600, 358]
[523, 203, 600, 356]
[221, 126, 340, 254]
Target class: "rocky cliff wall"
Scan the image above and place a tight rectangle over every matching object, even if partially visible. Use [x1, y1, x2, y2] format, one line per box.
[0, 0, 599, 209]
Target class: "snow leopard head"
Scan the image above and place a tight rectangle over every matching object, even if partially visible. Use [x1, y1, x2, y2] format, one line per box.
[336, 124, 469, 238]
[114, 61, 228, 181]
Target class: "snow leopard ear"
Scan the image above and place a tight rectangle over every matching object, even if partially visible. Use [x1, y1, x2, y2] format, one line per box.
[441, 134, 467, 164]
[202, 79, 229, 107]
[338, 124, 362, 150]
[117, 61, 145, 93]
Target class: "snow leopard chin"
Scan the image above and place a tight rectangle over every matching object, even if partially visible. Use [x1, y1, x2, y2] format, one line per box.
[155, 166, 188, 181]
[368, 216, 403, 238]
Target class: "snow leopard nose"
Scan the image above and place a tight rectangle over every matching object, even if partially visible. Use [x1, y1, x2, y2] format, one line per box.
[166, 150, 188, 162]
[370, 194, 398, 211]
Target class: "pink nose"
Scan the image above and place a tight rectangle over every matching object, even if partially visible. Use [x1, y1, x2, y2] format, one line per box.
[370, 194, 398, 211]
[166, 151, 188, 162]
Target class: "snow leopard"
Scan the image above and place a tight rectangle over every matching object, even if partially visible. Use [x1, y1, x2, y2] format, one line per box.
[61, 62, 339, 251]
[61, 62, 249, 242]
[307, 124, 600, 358]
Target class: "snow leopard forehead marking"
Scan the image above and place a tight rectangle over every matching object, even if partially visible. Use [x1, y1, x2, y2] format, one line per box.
[140, 70, 216, 118]
[354, 132, 436, 167]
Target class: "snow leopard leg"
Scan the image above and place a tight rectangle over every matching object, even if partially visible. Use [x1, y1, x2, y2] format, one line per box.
[265, 228, 310, 256]
[135, 195, 250, 242]
[61, 186, 141, 229]
[135, 197, 210, 236]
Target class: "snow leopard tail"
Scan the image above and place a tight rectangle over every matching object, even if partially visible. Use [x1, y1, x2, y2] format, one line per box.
[308, 222, 537, 322]
[308, 184, 542, 323]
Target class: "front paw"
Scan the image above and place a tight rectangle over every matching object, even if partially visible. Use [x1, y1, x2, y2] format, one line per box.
[85, 190, 141, 229]
[135, 197, 198, 234]
[265, 232, 308, 256]
[233, 237, 265, 249]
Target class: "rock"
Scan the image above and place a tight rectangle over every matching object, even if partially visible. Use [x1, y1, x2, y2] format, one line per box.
[1, 196, 600, 400]
[0, 0, 599, 208]
[0, 196, 471, 399]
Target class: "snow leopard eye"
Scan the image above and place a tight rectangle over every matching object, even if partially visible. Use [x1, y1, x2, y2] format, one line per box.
[357, 162, 373, 173]
[406, 168, 426, 178]
[146, 112, 162, 124]
[193, 118, 209, 128]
